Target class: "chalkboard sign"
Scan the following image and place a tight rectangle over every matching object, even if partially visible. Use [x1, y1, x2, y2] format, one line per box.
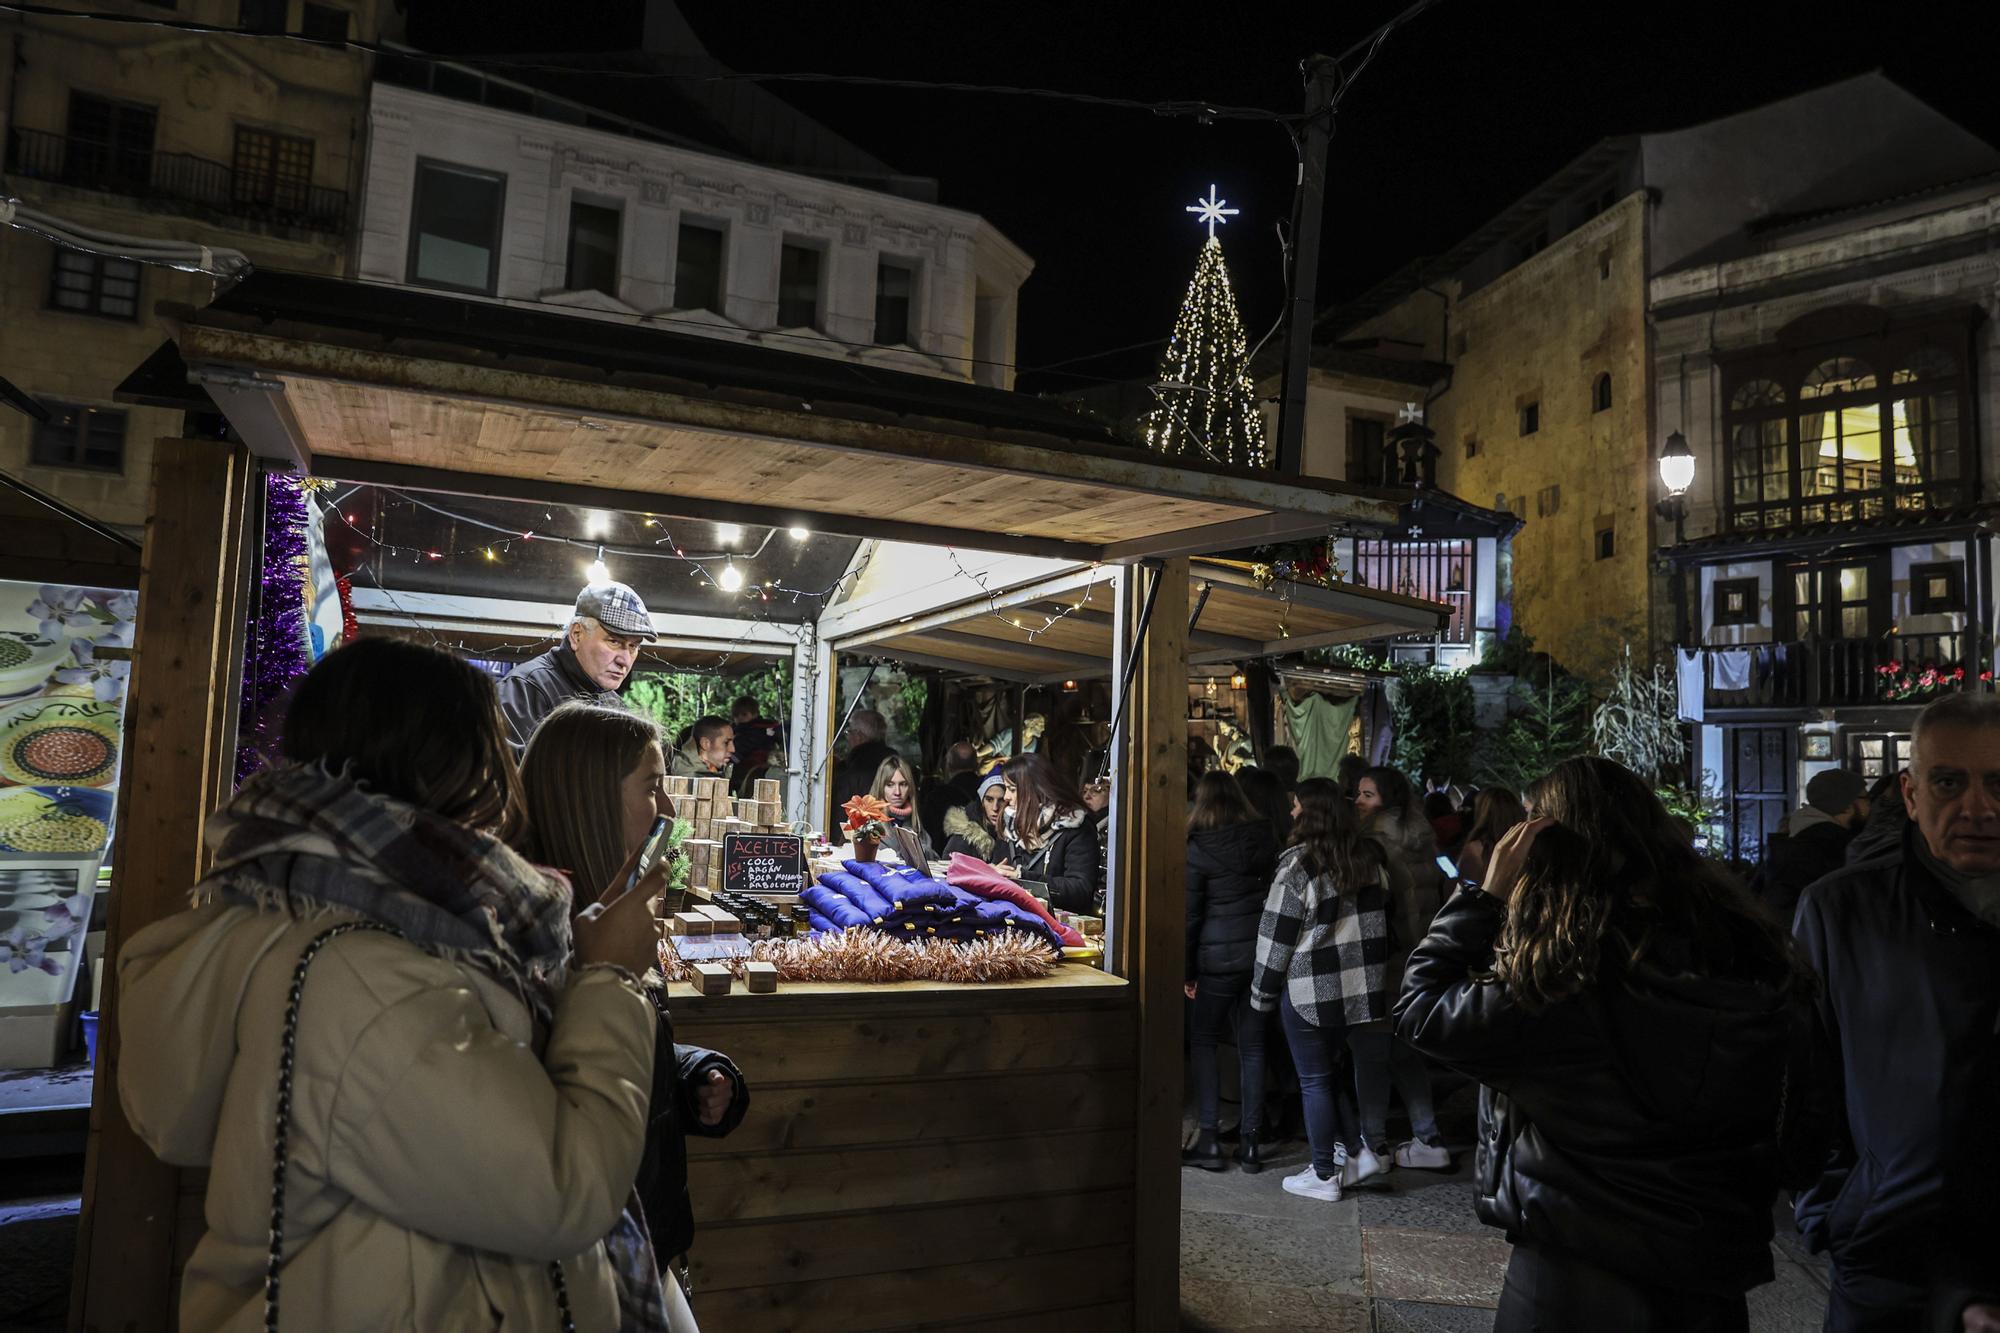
[723, 832, 807, 896]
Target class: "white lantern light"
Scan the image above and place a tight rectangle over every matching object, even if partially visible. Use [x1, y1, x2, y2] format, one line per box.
[1658, 431, 1695, 498]
[717, 557, 745, 592]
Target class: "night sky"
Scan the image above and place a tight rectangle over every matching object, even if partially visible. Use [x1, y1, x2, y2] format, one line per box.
[416, 0, 1998, 394]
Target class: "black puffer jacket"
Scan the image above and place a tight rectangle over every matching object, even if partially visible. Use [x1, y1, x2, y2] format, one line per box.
[1753, 816, 1854, 924]
[1003, 817, 1101, 913]
[496, 641, 625, 756]
[635, 989, 749, 1262]
[1396, 887, 1815, 1295]
[1185, 821, 1280, 979]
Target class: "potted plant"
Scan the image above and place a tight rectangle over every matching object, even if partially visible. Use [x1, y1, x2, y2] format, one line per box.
[842, 794, 891, 862]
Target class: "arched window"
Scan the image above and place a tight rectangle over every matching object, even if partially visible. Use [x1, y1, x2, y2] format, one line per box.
[1719, 320, 1971, 533]
[1591, 373, 1612, 413]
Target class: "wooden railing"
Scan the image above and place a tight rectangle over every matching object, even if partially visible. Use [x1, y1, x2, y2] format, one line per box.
[1702, 632, 1990, 708]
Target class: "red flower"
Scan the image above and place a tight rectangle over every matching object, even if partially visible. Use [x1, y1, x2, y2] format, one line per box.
[1886, 661, 1902, 673]
[1983, 671, 1994, 682]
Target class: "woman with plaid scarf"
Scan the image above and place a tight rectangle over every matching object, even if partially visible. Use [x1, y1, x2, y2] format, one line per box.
[1250, 778, 1395, 1202]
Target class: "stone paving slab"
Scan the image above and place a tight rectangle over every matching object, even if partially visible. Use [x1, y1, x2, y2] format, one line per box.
[1180, 1277, 1369, 1332]
[1362, 1226, 1513, 1307]
[1183, 1207, 1365, 1295]
[1375, 1299, 1499, 1333]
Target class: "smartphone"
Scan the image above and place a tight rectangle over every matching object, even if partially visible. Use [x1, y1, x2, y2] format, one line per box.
[627, 815, 671, 892]
[1434, 853, 1460, 881]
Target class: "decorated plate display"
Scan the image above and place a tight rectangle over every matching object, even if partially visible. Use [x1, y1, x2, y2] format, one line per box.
[0, 697, 122, 788]
[0, 785, 114, 856]
[0, 630, 70, 700]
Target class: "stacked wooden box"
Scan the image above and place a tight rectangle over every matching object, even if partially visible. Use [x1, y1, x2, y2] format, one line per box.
[671, 775, 793, 892]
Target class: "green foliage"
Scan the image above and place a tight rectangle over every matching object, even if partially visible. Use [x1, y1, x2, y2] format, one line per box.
[1657, 777, 1729, 861]
[1388, 665, 1477, 783]
[625, 662, 790, 747]
[897, 675, 930, 729]
[1476, 673, 1594, 792]
[1474, 626, 1540, 676]
[1591, 646, 1687, 784]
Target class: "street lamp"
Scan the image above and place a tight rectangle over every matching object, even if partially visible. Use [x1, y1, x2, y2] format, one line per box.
[1655, 430, 1694, 545]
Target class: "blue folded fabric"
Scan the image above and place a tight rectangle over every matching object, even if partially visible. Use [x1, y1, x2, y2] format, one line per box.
[844, 859, 961, 912]
[818, 869, 896, 920]
[808, 910, 838, 934]
[800, 884, 871, 931]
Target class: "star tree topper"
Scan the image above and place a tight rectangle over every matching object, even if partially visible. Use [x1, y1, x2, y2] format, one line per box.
[1185, 184, 1239, 239]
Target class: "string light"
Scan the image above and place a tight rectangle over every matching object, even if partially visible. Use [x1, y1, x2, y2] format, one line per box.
[944, 548, 1103, 642]
[788, 526, 810, 540]
[1142, 207, 1267, 467]
[717, 557, 744, 592]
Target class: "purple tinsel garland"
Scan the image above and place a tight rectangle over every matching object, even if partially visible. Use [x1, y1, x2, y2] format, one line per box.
[235, 472, 313, 783]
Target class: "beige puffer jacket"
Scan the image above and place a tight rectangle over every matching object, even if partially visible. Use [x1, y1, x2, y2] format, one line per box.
[118, 901, 656, 1332]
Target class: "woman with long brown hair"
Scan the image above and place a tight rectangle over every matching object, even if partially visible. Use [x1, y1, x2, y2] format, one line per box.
[997, 750, 1100, 912]
[1249, 778, 1393, 1201]
[519, 703, 749, 1312]
[869, 753, 935, 863]
[1181, 771, 1281, 1173]
[1456, 786, 1526, 886]
[1396, 756, 1817, 1333]
[118, 640, 669, 1331]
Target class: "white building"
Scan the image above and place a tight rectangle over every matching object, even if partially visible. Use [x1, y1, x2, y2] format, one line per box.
[355, 80, 1032, 386]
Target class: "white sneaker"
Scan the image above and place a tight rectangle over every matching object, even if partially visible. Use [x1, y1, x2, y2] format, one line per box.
[1281, 1167, 1344, 1201]
[1394, 1138, 1453, 1171]
[1349, 1144, 1392, 1188]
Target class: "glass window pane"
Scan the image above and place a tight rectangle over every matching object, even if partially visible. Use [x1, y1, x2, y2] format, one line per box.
[1802, 357, 1877, 399]
[674, 222, 723, 313]
[564, 200, 620, 295]
[778, 242, 820, 328]
[874, 259, 913, 346]
[410, 163, 503, 292]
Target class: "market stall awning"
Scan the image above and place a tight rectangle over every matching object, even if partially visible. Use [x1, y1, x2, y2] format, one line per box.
[829, 561, 1449, 682]
[160, 273, 1401, 564]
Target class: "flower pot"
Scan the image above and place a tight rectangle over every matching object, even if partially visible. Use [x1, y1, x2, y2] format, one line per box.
[853, 837, 880, 863]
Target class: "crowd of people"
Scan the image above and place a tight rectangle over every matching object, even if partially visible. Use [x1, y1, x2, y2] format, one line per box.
[1188, 726, 1999, 1332]
[101, 579, 1997, 1332]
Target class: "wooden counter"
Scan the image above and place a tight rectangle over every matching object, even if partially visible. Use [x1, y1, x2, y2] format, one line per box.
[667, 967, 1137, 1331]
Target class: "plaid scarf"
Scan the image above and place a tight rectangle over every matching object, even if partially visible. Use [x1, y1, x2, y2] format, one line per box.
[197, 761, 671, 1333]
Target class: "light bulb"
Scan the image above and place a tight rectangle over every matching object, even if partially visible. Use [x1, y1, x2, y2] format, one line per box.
[584, 510, 612, 539]
[586, 546, 609, 584]
[717, 523, 742, 546]
[718, 559, 744, 592]
[788, 526, 810, 540]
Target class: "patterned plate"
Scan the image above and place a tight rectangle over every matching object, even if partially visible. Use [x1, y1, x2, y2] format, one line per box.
[0, 785, 114, 855]
[0, 697, 121, 788]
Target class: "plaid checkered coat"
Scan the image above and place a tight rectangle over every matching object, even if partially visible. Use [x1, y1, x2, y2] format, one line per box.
[1249, 845, 1393, 1027]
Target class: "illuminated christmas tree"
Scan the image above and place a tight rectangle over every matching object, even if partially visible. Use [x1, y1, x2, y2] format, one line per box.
[1142, 186, 1267, 467]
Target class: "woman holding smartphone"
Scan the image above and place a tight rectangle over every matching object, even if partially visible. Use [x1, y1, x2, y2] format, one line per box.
[520, 702, 750, 1318]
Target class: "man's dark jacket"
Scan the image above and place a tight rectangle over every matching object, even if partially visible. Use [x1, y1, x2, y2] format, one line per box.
[1396, 887, 1820, 1295]
[497, 641, 624, 756]
[1754, 817, 1854, 924]
[1791, 829, 2000, 1313]
[831, 739, 897, 810]
[919, 770, 981, 846]
[637, 990, 749, 1261]
[1185, 820, 1280, 980]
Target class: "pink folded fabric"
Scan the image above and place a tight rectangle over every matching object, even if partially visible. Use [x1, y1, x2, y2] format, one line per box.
[946, 852, 1085, 948]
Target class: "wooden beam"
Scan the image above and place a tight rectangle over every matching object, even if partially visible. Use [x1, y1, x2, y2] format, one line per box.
[912, 629, 1106, 675]
[72, 439, 258, 1333]
[1097, 510, 1344, 562]
[312, 457, 1104, 564]
[1040, 603, 1264, 659]
[822, 564, 1113, 646]
[1112, 559, 1188, 1331]
[861, 645, 1041, 684]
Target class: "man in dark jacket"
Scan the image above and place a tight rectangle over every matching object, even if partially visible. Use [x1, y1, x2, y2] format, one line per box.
[498, 582, 655, 755]
[1754, 768, 1869, 921]
[831, 708, 896, 810]
[1793, 693, 2000, 1332]
[919, 742, 983, 838]
[1845, 771, 1908, 865]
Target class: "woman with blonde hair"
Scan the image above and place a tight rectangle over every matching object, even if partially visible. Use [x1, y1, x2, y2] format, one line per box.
[520, 702, 749, 1317]
[869, 753, 935, 862]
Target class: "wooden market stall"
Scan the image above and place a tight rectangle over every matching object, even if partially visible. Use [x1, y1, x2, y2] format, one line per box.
[75, 271, 1435, 1333]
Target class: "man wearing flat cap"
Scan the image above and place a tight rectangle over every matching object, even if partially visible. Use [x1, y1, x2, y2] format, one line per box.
[1751, 767, 1869, 923]
[499, 582, 656, 756]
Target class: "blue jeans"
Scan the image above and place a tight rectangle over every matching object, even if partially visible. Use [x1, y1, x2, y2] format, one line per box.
[1278, 991, 1357, 1176]
[1189, 973, 1265, 1134]
[1347, 1026, 1442, 1148]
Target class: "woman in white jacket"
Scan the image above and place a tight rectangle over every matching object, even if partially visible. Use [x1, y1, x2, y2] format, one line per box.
[117, 638, 670, 1332]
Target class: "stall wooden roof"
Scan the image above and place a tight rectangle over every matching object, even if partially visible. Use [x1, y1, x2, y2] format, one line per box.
[831, 561, 1449, 682]
[159, 273, 1402, 565]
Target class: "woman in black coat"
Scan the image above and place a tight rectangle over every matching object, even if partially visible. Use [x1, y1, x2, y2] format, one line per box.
[1181, 771, 1281, 1173]
[997, 751, 1102, 913]
[1395, 756, 1822, 1333]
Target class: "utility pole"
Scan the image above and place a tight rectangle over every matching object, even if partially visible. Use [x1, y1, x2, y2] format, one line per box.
[1272, 55, 1339, 475]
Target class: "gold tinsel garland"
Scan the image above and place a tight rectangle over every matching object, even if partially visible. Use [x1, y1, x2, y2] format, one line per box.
[658, 929, 1058, 985]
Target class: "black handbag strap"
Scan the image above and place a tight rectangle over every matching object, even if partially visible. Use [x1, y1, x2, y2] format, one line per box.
[264, 920, 576, 1333]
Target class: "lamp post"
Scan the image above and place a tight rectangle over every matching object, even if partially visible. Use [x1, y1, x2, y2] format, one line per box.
[1656, 430, 1695, 649]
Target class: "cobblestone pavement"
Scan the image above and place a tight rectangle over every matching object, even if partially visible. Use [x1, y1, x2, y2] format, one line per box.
[1180, 1084, 1831, 1332]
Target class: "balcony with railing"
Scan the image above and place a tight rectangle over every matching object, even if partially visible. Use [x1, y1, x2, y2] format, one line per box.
[1700, 631, 1993, 709]
[4, 128, 348, 234]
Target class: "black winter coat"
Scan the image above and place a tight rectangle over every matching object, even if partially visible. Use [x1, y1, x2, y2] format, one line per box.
[831, 740, 897, 810]
[1396, 887, 1816, 1296]
[1004, 820, 1101, 913]
[636, 988, 749, 1262]
[1791, 828, 2000, 1297]
[1185, 821, 1280, 980]
[1753, 818, 1854, 924]
[496, 642, 625, 756]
